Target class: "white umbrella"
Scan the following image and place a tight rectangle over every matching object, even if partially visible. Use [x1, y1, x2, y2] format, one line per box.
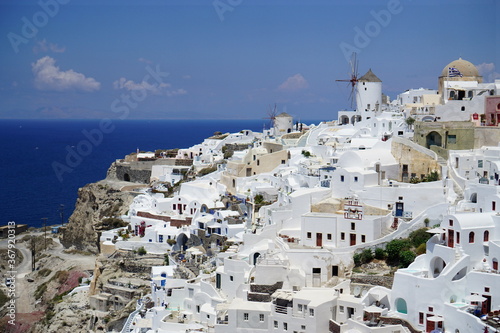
[465, 294, 486, 302]
[426, 228, 446, 234]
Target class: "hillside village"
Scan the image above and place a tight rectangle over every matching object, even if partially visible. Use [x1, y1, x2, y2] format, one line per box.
[59, 58, 500, 333]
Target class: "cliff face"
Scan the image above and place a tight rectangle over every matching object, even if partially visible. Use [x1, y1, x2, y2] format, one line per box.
[61, 181, 135, 253]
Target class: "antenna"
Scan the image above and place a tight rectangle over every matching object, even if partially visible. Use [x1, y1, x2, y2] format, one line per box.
[336, 52, 359, 108]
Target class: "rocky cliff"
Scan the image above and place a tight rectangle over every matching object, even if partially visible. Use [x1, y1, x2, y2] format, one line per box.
[61, 160, 147, 253]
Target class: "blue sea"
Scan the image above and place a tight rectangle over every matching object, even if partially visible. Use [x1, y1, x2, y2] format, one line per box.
[0, 119, 321, 228]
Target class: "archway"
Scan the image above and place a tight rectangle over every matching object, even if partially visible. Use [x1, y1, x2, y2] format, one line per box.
[253, 252, 261, 265]
[426, 131, 442, 148]
[124, 173, 131, 181]
[176, 233, 189, 251]
[430, 256, 447, 278]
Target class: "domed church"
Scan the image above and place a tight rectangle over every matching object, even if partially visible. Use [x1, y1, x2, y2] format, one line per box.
[438, 57, 483, 98]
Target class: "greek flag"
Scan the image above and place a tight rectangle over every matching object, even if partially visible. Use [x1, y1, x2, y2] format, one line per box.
[448, 67, 463, 77]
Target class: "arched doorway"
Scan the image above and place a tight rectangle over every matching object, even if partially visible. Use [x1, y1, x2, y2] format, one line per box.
[124, 173, 130, 181]
[253, 252, 261, 265]
[426, 131, 442, 148]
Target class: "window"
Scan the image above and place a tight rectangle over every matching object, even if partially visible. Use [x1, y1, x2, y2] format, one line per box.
[341, 232, 345, 241]
[351, 222, 355, 231]
[448, 135, 457, 144]
[428, 306, 433, 312]
[485, 287, 490, 293]
[158, 235, 163, 242]
[301, 325, 306, 330]
[354, 176, 358, 182]
[281, 160, 286, 164]
[283, 322, 288, 331]
[340, 175, 345, 182]
[478, 160, 483, 168]
[449, 219, 453, 226]
[339, 306, 344, 313]
[257, 160, 260, 166]
[307, 232, 312, 239]
[456, 232, 460, 244]
[244, 313, 249, 321]
[309, 308, 314, 316]
[274, 320, 278, 328]
[469, 232, 475, 243]
[298, 304, 303, 312]
[259, 314, 264, 322]
[361, 235, 366, 243]
[493, 201, 496, 211]
[484, 230, 489, 242]
[419, 312, 424, 324]
[230, 275, 234, 281]
[197, 305, 200, 313]
[327, 233, 332, 240]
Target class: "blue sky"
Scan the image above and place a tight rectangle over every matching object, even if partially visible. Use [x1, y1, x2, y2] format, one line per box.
[0, 0, 498, 120]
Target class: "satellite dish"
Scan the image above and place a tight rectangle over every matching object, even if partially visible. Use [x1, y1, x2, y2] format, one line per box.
[354, 286, 361, 297]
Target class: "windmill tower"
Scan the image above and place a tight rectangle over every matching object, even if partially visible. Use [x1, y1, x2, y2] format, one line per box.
[356, 68, 382, 115]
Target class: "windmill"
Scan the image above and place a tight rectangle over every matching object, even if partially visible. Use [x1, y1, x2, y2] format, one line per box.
[263, 103, 278, 130]
[336, 52, 359, 108]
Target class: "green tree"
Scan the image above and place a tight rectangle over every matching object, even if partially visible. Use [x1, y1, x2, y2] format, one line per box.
[386, 239, 411, 265]
[399, 250, 416, 268]
[405, 117, 415, 129]
[164, 253, 169, 266]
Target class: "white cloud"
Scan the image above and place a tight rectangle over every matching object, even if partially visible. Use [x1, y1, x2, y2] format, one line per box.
[476, 62, 500, 82]
[113, 77, 186, 96]
[32, 56, 100, 92]
[33, 39, 65, 54]
[278, 73, 309, 92]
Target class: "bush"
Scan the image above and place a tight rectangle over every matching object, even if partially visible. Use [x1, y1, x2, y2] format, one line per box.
[399, 250, 416, 268]
[254, 194, 264, 205]
[416, 243, 427, 255]
[360, 249, 373, 263]
[353, 249, 373, 266]
[386, 239, 411, 265]
[137, 246, 147, 256]
[301, 150, 311, 158]
[353, 253, 362, 266]
[374, 247, 386, 260]
[409, 228, 432, 248]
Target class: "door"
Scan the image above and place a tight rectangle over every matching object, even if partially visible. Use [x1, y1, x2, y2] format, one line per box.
[316, 233, 323, 247]
[426, 314, 435, 332]
[350, 233, 356, 246]
[448, 229, 454, 248]
[482, 295, 491, 314]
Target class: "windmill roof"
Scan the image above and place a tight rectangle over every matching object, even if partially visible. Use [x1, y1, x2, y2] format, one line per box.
[276, 112, 292, 117]
[359, 69, 382, 82]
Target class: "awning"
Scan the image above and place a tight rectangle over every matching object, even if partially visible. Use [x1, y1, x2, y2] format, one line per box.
[465, 294, 486, 303]
[427, 316, 443, 322]
[426, 228, 446, 234]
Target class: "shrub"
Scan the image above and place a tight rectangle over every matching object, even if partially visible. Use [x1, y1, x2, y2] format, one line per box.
[353, 253, 362, 266]
[360, 249, 373, 263]
[301, 150, 311, 158]
[409, 228, 432, 248]
[386, 239, 411, 265]
[399, 250, 416, 268]
[416, 243, 427, 255]
[137, 246, 147, 256]
[374, 247, 386, 260]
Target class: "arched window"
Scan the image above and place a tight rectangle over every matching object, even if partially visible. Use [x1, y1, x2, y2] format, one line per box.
[484, 230, 489, 242]
[469, 231, 475, 243]
[395, 298, 408, 314]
